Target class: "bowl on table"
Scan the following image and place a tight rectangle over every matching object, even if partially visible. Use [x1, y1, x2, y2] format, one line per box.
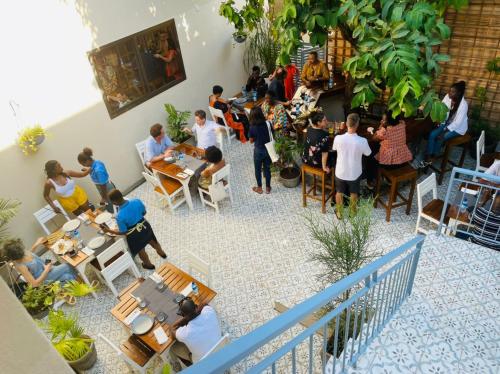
[62, 219, 81, 233]
[94, 212, 112, 225]
[130, 314, 154, 335]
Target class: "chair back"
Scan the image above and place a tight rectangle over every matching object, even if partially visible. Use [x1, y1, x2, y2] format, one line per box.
[416, 173, 437, 213]
[208, 106, 228, 127]
[33, 201, 70, 235]
[476, 130, 485, 171]
[211, 164, 231, 186]
[96, 237, 127, 270]
[142, 171, 162, 190]
[200, 334, 230, 361]
[136, 139, 151, 174]
[186, 251, 211, 287]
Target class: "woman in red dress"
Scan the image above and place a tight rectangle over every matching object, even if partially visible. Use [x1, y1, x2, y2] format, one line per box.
[154, 33, 182, 81]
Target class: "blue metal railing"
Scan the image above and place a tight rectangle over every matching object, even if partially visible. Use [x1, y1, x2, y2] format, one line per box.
[183, 236, 425, 374]
[438, 167, 500, 247]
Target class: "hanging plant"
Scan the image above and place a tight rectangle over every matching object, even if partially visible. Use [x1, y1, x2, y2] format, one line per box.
[17, 124, 47, 155]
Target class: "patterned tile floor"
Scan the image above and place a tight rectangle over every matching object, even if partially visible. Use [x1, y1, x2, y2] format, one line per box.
[57, 140, 498, 373]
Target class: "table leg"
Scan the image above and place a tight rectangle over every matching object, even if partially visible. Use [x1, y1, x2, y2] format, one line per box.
[182, 179, 194, 210]
[76, 263, 98, 299]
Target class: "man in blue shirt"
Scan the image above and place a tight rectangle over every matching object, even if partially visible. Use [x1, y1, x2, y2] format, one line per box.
[144, 123, 175, 167]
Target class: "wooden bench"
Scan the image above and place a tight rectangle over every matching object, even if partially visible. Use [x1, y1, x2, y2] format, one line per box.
[375, 164, 417, 222]
[302, 164, 335, 214]
[431, 134, 471, 185]
[120, 335, 156, 369]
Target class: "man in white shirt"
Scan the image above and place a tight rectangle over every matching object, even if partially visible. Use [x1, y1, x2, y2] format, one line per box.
[183, 109, 225, 150]
[332, 113, 371, 213]
[169, 298, 222, 369]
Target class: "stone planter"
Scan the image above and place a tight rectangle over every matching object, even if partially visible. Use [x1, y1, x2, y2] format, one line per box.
[280, 167, 301, 188]
[67, 336, 97, 372]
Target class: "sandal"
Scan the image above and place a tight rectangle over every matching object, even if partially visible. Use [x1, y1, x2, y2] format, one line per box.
[252, 187, 263, 194]
[142, 263, 155, 270]
[265, 186, 272, 194]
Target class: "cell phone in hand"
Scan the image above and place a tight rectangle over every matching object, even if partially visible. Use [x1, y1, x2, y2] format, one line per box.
[45, 259, 52, 265]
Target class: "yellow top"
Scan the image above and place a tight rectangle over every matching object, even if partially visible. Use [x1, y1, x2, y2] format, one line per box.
[301, 60, 330, 89]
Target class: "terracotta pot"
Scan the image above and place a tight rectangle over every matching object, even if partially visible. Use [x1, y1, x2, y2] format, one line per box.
[67, 335, 97, 371]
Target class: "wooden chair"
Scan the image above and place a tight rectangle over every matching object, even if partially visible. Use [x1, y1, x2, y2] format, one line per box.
[186, 251, 211, 287]
[135, 139, 152, 175]
[33, 200, 71, 235]
[98, 333, 156, 374]
[415, 173, 450, 234]
[89, 238, 141, 297]
[430, 134, 471, 185]
[301, 164, 335, 214]
[142, 172, 186, 212]
[198, 164, 233, 213]
[208, 106, 236, 143]
[375, 164, 417, 222]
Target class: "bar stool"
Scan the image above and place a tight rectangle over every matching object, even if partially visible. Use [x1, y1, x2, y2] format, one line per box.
[301, 164, 335, 213]
[375, 164, 417, 222]
[430, 134, 471, 185]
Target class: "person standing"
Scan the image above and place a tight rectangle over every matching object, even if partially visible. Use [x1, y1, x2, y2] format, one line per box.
[144, 123, 175, 168]
[332, 113, 371, 215]
[248, 107, 273, 194]
[182, 110, 225, 150]
[77, 148, 115, 213]
[99, 189, 166, 270]
[302, 112, 331, 173]
[422, 81, 468, 166]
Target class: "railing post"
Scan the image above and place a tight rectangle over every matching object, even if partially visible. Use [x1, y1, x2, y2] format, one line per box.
[406, 239, 423, 296]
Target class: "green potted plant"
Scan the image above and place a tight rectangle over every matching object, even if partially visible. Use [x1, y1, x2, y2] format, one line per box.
[0, 198, 21, 292]
[39, 310, 97, 371]
[304, 198, 381, 361]
[17, 124, 47, 155]
[22, 280, 96, 318]
[244, 19, 280, 74]
[164, 103, 191, 143]
[274, 133, 303, 187]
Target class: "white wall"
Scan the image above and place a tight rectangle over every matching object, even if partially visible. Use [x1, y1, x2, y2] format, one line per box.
[0, 0, 247, 245]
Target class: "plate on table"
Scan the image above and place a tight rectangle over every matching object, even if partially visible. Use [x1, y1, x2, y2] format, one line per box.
[94, 212, 112, 225]
[88, 236, 106, 250]
[52, 239, 74, 255]
[62, 219, 81, 232]
[130, 314, 154, 335]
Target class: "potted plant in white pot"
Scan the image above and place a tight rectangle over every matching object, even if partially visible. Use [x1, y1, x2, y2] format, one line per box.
[274, 133, 303, 188]
[17, 124, 47, 155]
[39, 310, 97, 371]
[304, 198, 381, 364]
[164, 103, 192, 144]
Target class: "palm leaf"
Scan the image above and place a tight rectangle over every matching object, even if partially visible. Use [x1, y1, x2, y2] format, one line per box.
[0, 198, 21, 243]
[62, 280, 97, 297]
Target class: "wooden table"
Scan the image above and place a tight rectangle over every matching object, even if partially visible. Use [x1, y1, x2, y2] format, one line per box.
[110, 262, 216, 358]
[150, 143, 206, 210]
[47, 210, 116, 298]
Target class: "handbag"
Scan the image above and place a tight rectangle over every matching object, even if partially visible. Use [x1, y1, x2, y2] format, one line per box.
[264, 121, 279, 163]
[208, 181, 228, 202]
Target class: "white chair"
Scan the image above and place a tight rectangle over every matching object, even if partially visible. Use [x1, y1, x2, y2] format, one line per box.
[200, 334, 231, 361]
[198, 164, 233, 213]
[135, 139, 151, 175]
[208, 106, 236, 143]
[186, 251, 212, 287]
[33, 200, 70, 235]
[415, 173, 448, 234]
[90, 238, 141, 297]
[142, 172, 186, 211]
[475, 130, 487, 173]
[98, 333, 156, 374]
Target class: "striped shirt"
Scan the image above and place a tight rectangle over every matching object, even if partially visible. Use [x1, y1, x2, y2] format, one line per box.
[470, 207, 500, 250]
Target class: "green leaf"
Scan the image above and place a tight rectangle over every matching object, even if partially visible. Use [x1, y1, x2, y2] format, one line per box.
[353, 25, 363, 39]
[381, 50, 396, 73]
[373, 40, 392, 55]
[338, 1, 351, 17]
[306, 15, 315, 31]
[315, 15, 326, 27]
[351, 92, 365, 108]
[390, 5, 404, 22]
[431, 100, 448, 122]
[434, 54, 450, 62]
[317, 32, 327, 46]
[381, 1, 393, 21]
[436, 22, 451, 39]
[327, 11, 338, 28]
[391, 28, 409, 39]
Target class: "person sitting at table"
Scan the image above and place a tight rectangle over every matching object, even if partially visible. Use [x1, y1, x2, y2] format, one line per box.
[43, 160, 92, 216]
[421, 81, 468, 167]
[198, 146, 226, 190]
[245, 65, 267, 98]
[169, 298, 222, 369]
[249, 107, 273, 194]
[144, 123, 175, 168]
[332, 113, 371, 216]
[268, 66, 289, 103]
[3, 237, 76, 286]
[182, 110, 226, 150]
[209, 85, 248, 142]
[77, 147, 115, 213]
[366, 113, 413, 188]
[261, 91, 288, 132]
[99, 189, 166, 270]
[302, 112, 332, 174]
[301, 51, 330, 90]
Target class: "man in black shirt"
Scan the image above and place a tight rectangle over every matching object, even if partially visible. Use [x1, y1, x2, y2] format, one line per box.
[246, 66, 267, 97]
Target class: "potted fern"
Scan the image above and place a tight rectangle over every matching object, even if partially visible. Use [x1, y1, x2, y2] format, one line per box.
[17, 124, 47, 155]
[39, 310, 97, 371]
[164, 103, 191, 143]
[274, 133, 303, 188]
